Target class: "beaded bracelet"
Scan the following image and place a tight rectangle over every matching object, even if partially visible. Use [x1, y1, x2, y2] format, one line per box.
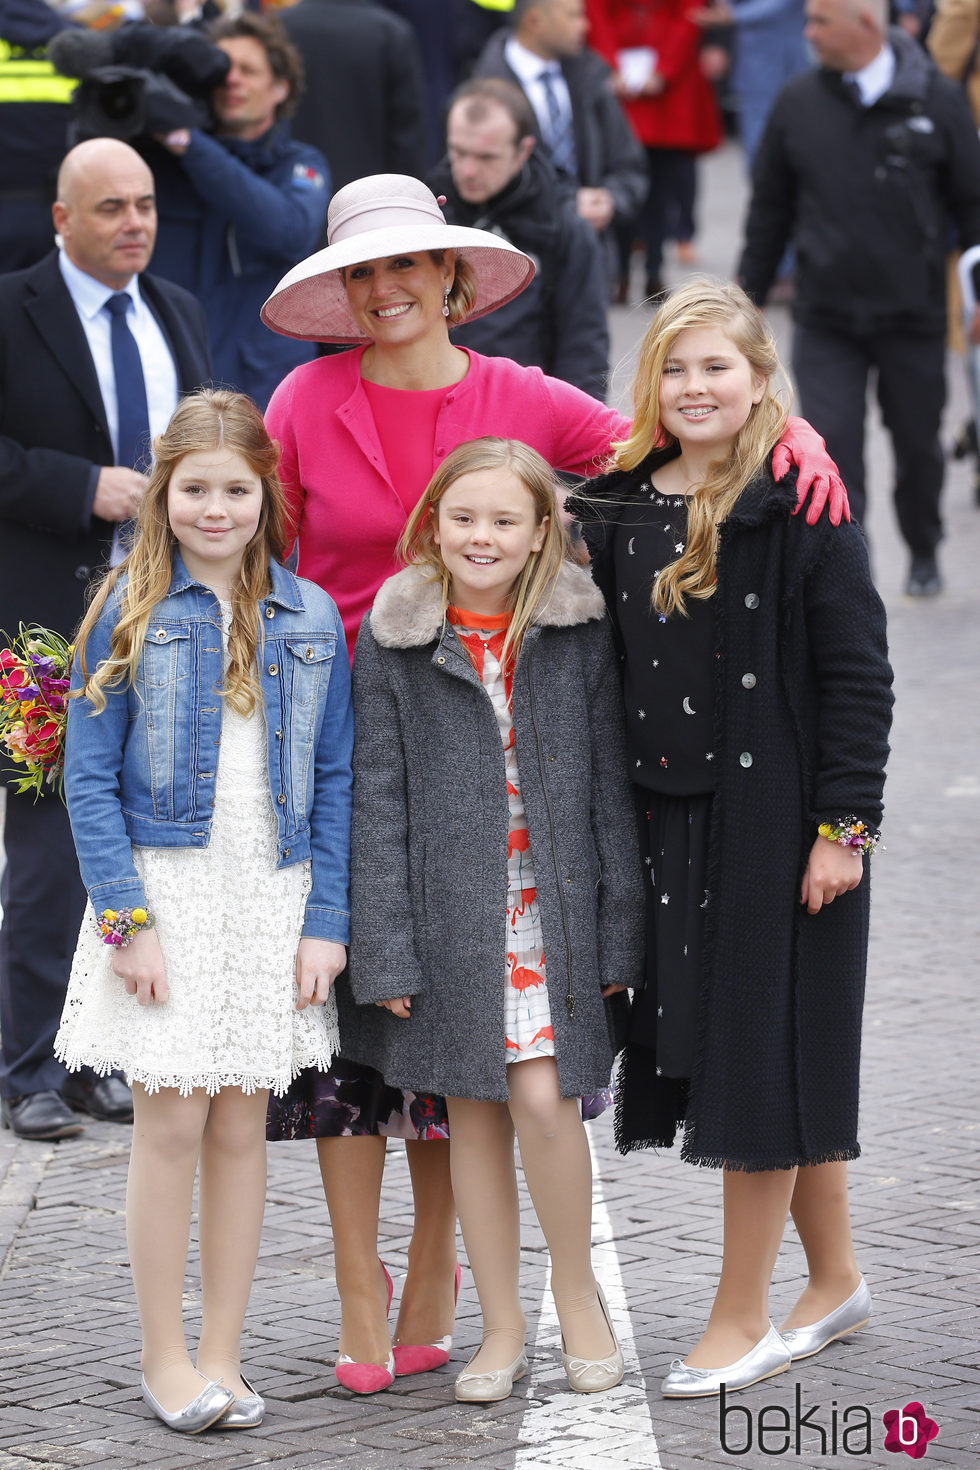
[98, 907, 156, 947]
[817, 818, 880, 856]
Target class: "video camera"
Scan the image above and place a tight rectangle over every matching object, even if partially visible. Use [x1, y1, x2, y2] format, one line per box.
[48, 24, 230, 142]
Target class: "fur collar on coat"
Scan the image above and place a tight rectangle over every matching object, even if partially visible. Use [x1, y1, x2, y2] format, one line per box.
[369, 560, 606, 649]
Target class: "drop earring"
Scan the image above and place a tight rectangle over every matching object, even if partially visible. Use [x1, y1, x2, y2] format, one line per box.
[442, 286, 451, 318]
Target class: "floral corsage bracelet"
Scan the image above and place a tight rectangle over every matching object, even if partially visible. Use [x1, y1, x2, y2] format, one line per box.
[817, 817, 880, 856]
[98, 908, 156, 947]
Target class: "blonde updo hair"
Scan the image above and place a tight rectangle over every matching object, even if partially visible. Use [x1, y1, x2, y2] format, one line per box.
[434, 250, 479, 324]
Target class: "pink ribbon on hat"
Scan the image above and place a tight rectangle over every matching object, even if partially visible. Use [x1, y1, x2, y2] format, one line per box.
[328, 193, 448, 246]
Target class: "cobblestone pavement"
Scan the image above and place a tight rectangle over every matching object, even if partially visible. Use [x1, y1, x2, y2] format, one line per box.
[2, 143, 978, 1470]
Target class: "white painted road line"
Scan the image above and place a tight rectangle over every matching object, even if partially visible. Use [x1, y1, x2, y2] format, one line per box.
[515, 1129, 662, 1469]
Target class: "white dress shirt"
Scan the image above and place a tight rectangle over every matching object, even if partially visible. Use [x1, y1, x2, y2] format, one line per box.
[843, 44, 896, 108]
[505, 35, 574, 141]
[58, 249, 179, 467]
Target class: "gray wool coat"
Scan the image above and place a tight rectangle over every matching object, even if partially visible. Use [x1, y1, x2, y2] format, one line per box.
[339, 561, 646, 1103]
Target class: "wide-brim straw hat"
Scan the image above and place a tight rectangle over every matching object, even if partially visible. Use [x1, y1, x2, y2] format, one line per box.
[261, 173, 536, 344]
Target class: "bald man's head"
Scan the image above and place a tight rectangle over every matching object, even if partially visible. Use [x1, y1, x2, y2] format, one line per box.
[514, 0, 587, 59]
[804, 0, 887, 72]
[53, 139, 157, 290]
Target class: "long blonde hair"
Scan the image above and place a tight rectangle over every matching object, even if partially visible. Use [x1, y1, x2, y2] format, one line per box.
[399, 437, 571, 668]
[614, 277, 789, 617]
[75, 389, 291, 715]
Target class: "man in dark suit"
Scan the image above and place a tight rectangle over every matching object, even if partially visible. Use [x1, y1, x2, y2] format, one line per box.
[472, 0, 647, 267]
[0, 137, 211, 1140]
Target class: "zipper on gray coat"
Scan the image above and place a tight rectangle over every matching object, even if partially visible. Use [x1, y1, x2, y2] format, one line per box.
[526, 642, 576, 1018]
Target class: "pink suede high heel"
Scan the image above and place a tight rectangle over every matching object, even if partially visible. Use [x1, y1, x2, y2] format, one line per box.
[334, 1261, 395, 1394]
[392, 1262, 462, 1377]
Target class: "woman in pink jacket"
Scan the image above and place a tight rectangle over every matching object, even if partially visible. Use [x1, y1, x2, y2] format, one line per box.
[261, 173, 846, 1395]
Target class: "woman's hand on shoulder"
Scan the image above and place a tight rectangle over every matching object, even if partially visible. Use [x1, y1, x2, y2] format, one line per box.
[111, 929, 169, 1006]
[776, 416, 851, 527]
[295, 938, 347, 1009]
[376, 996, 412, 1019]
[800, 834, 864, 914]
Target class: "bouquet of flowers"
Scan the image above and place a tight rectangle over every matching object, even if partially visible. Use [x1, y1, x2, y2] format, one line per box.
[0, 625, 73, 799]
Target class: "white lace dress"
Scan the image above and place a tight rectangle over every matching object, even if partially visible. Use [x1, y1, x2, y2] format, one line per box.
[55, 604, 339, 1096]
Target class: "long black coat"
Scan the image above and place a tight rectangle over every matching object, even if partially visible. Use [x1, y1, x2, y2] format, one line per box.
[570, 455, 894, 1169]
[341, 562, 646, 1103]
[281, 0, 429, 193]
[0, 250, 211, 643]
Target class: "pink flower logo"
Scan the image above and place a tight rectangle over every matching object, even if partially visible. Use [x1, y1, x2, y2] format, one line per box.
[883, 1402, 939, 1458]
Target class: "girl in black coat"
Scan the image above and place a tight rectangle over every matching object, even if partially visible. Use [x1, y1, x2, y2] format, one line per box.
[570, 278, 893, 1399]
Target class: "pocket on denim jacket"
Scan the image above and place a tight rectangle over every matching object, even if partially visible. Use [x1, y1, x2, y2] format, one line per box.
[139, 623, 192, 687]
[284, 635, 336, 708]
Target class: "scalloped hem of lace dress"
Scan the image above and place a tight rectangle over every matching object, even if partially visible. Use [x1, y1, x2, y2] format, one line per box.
[56, 1033, 339, 1098]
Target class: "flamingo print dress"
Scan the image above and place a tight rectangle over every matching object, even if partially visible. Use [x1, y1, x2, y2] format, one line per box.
[447, 607, 555, 1065]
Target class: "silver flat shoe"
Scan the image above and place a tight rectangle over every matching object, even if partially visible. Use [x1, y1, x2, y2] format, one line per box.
[562, 1284, 625, 1393]
[779, 1278, 872, 1362]
[214, 1373, 265, 1428]
[661, 1324, 791, 1399]
[454, 1349, 528, 1402]
[141, 1372, 234, 1433]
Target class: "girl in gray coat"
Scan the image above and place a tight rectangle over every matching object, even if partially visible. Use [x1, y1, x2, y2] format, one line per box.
[345, 438, 644, 1403]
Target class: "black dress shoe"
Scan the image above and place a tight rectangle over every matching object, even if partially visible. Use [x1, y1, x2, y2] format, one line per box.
[905, 553, 942, 597]
[1, 1091, 84, 1140]
[62, 1069, 134, 1123]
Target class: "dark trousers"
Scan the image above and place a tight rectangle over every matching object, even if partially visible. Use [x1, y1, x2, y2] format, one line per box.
[0, 788, 87, 1097]
[615, 147, 698, 288]
[792, 321, 946, 557]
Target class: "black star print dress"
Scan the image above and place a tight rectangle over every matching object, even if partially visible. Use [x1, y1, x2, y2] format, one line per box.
[613, 491, 718, 1146]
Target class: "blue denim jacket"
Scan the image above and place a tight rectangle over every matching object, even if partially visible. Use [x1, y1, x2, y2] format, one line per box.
[65, 555, 353, 943]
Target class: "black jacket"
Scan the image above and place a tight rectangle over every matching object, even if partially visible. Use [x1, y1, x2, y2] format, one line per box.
[281, 0, 428, 193]
[428, 148, 610, 400]
[0, 252, 211, 643]
[569, 455, 893, 1168]
[472, 28, 648, 223]
[739, 30, 980, 333]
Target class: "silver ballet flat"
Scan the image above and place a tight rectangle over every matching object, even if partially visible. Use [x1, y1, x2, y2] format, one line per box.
[454, 1349, 528, 1402]
[214, 1373, 265, 1429]
[561, 1285, 625, 1393]
[779, 1278, 872, 1362]
[661, 1323, 791, 1399]
[141, 1372, 234, 1433]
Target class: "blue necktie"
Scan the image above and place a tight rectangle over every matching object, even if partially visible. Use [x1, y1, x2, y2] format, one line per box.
[538, 66, 578, 179]
[105, 291, 150, 562]
[842, 75, 864, 107]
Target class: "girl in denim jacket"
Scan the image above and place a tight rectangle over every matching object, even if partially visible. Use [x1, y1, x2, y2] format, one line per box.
[55, 390, 353, 1434]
